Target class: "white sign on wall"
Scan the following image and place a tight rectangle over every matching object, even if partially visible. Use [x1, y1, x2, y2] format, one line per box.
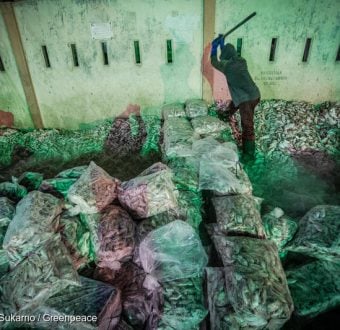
[90, 23, 113, 40]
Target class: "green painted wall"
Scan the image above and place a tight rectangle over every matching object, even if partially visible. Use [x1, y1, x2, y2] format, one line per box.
[0, 13, 34, 128]
[12, 0, 203, 129]
[215, 0, 340, 102]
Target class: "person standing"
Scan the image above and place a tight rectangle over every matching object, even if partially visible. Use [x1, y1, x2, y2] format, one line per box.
[210, 35, 260, 161]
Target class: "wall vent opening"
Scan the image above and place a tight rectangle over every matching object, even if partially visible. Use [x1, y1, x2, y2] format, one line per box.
[269, 38, 277, 61]
[302, 38, 312, 62]
[42, 45, 51, 68]
[71, 43, 79, 67]
[134, 40, 141, 64]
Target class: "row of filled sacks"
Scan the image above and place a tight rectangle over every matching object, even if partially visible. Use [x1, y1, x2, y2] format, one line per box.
[162, 100, 234, 160]
[206, 229, 294, 329]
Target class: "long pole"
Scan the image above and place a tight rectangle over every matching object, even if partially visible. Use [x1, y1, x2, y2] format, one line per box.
[223, 12, 257, 39]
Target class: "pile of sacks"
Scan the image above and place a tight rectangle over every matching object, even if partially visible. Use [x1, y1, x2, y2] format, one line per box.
[0, 159, 208, 329]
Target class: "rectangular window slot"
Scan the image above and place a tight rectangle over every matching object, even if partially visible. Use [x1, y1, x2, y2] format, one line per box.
[336, 45, 340, 61]
[236, 38, 242, 56]
[101, 42, 109, 65]
[41, 45, 51, 68]
[134, 40, 141, 64]
[302, 38, 312, 62]
[269, 38, 277, 61]
[70, 43, 79, 67]
[0, 55, 4, 72]
[166, 39, 173, 63]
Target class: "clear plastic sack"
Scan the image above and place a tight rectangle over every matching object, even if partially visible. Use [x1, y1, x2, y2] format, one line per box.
[286, 260, 340, 317]
[212, 194, 266, 238]
[0, 250, 9, 277]
[0, 235, 79, 314]
[192, 137, 221, 158]
[285, 205, 340, 262]
[157, 276, 207, 330]
[167, 156, 199, 192]
[191, 115, 230, 138]
[262, 207, 298, 257]
[67, 161, 120, 214]
[139, 220, 208, 282]
[199, 144, 252, 195]
[185, 99, 208, 118]
[118, 164, 178, 219]
[3, 191, 62, 267]
[96, 205, 136, 280]
[205, 267, 230, 330]
[0, 197, 15, 247]
[60, 214, 91, 270]
[163, 117, 197, 159]
[211, 233, 294, 329]
[162, 102, 186, 120]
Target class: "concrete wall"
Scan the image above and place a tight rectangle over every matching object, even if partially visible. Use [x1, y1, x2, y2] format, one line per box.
[0, 13, 33, 128]
[10, 0, 203, 129]
[214, 0, 340, 102]
[1, 0, 339, 129]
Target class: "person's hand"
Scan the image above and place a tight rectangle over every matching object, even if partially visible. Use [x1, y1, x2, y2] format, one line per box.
[211, 35, 223, 56]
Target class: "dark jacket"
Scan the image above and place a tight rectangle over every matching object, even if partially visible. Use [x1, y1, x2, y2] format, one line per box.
[211, 43, 260, 107]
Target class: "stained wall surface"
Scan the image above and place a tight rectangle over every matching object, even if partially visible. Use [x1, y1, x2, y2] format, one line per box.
[11, 0, 203, 128]
[0, 13, 33, 128]
[214, 0, 340, 102]
[1, 0, 339, 129]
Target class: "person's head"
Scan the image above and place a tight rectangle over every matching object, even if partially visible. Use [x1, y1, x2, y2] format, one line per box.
[220, 43, 237, 60]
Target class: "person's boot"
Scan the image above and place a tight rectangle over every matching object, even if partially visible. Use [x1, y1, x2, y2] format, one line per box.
[241, 140, 256, 163]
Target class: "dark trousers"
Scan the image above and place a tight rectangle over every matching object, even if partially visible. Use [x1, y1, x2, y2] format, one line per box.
[228, 98, 260, 142]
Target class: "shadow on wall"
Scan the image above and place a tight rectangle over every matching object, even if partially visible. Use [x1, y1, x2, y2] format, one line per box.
[202, 42, 231, 102]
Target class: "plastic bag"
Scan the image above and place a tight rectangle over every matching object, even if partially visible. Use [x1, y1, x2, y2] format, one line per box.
[191, 115, 230, 138]
[0, 197, 15, 247]
[139, 220, 208, 282]
[60, 214, 91, 270]
[185, 99, 208, 118]
[40, 178, 77, 198]
[17, 171, 43, 191]
[157, 276, 207, 330]
[286, 205, 340, 262]
[205, 267, 230, 330]
[67, 161, 120, 214]
[57, 165, 88, 179]
[0, 250, 9, 277]
[211, 233, 294, 329]
[162, 102, 186, 120]
[262, 207, 298, 257]
[167, 156, 199, 192]
[163, 117, 198, 159]
[191, 136, 221, 158]
[102, 261, 163, 329]
[118, 165, 178, 219]
[199, 144, 252, 195]
[44, 276, 120, 328]
[3, 191, 62, 268]
[212, 195, 266, 238]
[137, 211, 178, 242]
[177, 190, 203, 230]
[95, 206, 136, 281]
[0, 235, 79, 314]
[286, 260, 340, 317]
[0, 181, 27, 203]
